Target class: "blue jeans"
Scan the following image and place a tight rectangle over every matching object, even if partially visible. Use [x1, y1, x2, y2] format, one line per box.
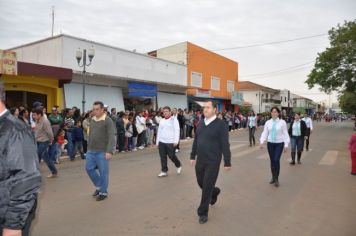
[66, 131, 74, 157]
[37, 141, 57, 174]
[290, 136, 304, 152]
[267, 142, 284, 179]
[48, 143, 58, 162]
[85, 151, 109, 195]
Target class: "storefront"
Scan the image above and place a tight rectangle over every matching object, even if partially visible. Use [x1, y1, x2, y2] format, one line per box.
[1, 57, 72, 110]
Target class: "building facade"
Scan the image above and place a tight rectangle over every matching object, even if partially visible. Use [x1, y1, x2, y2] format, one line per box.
[237, 81, 281, 113]
[149, 42, 238, 112]
[10, 34, 188, 112]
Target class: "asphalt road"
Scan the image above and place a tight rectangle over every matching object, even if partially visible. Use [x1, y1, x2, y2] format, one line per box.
[31, 121, 356, 236]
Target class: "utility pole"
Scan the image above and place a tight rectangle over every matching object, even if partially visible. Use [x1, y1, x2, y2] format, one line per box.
[51, 6, 55, 37]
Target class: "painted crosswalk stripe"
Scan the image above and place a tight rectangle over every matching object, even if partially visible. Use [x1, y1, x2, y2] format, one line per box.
[318, 151, 338, 165]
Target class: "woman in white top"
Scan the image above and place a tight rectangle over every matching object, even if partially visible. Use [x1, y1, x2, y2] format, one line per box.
[247, 112, 257, 147]
[260, 107, 290, 187]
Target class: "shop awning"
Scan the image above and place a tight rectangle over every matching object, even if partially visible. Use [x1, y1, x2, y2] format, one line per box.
[194, 101, 206, 107]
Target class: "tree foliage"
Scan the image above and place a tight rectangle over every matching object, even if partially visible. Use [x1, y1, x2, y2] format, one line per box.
[339, 91, 356, 114]
[306, 20, 356, 94]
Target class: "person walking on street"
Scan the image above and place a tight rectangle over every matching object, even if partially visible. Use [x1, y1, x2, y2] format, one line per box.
[288, 113, 307, 165]
[302, 113, 313, 151]
[156, 106, 182, 177]
[348, 126, 356, 175]
[190, 100, 231, 224]
[0, 83, 42, 236]
[247, 112, 257, 147]
[260, 107, 290, 187]
[86, 101, 115, 201]
[32, 107, 58, 178]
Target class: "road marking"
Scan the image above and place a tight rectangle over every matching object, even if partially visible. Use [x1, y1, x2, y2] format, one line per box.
[318, 151, 338, 165]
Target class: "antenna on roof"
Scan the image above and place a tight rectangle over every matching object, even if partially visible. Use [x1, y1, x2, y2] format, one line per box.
[51, 6, 55, 37]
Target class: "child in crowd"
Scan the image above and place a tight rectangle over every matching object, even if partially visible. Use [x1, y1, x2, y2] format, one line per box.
[56, 129, 67, 164]
[71, 120, 85, 161]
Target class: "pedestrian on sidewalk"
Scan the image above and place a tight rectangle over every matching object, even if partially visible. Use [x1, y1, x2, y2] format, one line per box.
[0, 82, 42, 236]
[71, 120, 86, 161]
[288, 112, 307, 165]
[302, 113, 313, 151]
[247, 111, 257, 147]
[190, 100, 231, 224]
[156, 106, 182, 178]
[86, 101, 115, 201]
[348, 126, 356, 175]
[260, 107, 290, 187]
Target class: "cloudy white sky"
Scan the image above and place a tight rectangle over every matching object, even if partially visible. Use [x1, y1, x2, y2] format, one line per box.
[1, 0, 355, 105]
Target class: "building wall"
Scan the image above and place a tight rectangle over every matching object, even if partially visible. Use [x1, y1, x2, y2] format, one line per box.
[64, 82, 124, 112]
[3, 75, 64, 110]
[155, 42, 187, 65]
[187, 43, 238, 99]
[157, 92, 187, 109]
[12, 35, 187, 87]
[13, 37, 63, 67]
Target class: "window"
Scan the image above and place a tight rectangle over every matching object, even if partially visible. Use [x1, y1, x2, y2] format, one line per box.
[211, 76, 220, 91]
[191, 72, 202, 88]
[285, 97, 287, 102]
[266, 93, 269, 99]
[227, 80, 234, 92]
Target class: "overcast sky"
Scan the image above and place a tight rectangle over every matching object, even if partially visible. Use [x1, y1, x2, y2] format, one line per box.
[1, 0, 355, 105]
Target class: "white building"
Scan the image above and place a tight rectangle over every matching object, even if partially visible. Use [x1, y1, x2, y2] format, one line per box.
[237, 81, 281, 113]
[10, 34, 188, 112]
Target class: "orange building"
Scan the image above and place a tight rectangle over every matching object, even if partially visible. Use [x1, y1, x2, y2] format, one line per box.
[148, 42, 238, 111]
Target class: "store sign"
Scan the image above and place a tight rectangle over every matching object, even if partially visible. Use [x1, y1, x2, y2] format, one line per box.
[128, 82, 157, 97]
[0, 50, 17, 75]
[231, 91, 244, 105]
[195, 89, 211, 98]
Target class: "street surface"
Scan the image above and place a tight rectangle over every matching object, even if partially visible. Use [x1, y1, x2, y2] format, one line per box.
[31, 121, 356, 236]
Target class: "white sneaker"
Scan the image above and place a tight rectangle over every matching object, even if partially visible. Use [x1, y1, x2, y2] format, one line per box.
[138, 146, 144, 150]
[158, 172, 168, 177]
[175, 149, 179, 153]
[132, 148, 137, 152]
[177, 167, 182, 175]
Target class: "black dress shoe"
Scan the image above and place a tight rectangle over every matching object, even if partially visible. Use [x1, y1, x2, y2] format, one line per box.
[199, 215, 208, 224]
[269, 178, 275, 184]
[289, 161, 296, 165]
[96, 194, 108, 201]
[210, 188, 221, 205]
[92, 190, 100, 197]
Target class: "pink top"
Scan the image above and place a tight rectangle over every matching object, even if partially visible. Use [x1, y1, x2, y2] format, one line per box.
[349, 134, 356, 153]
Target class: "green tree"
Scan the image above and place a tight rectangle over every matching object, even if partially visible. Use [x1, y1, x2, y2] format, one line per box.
[339, 92, 356, 114]
[306, 20, 356, 93]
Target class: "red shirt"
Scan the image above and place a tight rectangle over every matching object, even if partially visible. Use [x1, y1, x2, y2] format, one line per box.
[349, 133, 356, 153]
[57, 136, 65, 145]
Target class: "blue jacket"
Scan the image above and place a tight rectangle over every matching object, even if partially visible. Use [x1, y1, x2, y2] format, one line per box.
[72, 127, 84, 141]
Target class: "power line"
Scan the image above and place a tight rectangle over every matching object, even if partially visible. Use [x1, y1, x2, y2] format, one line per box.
[212, 33, 328, 51]
[240, 61, 315, 78]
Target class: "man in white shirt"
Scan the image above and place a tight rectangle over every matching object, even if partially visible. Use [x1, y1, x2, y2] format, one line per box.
[302, 113, 313, 151]
[156, 106, 182, 177]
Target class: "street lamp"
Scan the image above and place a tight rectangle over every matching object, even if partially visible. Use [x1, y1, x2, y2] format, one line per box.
[76, 46, 95, 113]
